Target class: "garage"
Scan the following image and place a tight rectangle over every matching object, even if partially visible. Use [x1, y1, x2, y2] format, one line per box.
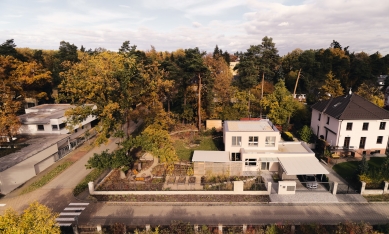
[34, 153, 57, 175]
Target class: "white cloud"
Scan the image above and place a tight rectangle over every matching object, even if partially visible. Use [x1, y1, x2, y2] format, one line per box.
[192, 22, 202, 28]
[278, 22, 289, 26]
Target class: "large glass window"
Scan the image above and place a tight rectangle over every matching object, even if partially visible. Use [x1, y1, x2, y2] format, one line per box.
[248, 136, 258, 146]
[346, 123, 353, 130]
[245, 158, 257, 166]
[265, 136, 276, 147]
[261, 162, 270, 170]
[231, 136, 241, 146]
[59, 122, 67, 129]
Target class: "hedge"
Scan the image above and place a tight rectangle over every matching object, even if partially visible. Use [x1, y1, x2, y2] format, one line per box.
[73, 168, 105, 196]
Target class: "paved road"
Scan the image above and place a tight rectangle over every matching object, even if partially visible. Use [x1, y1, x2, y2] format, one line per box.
[79, 203, 389, 226]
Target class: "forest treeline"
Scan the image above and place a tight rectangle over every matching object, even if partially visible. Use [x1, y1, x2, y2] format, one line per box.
[1, 37, 388, 165]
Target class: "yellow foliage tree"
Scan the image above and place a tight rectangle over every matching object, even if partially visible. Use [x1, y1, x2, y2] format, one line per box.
[356, 82, 385, 107]
[0, 201, 60, 234]
[320, 71, 344, 100]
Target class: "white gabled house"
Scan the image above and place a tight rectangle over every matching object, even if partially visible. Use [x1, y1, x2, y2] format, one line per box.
[192, 119, 328, 179]
[310, 93, 389, 157]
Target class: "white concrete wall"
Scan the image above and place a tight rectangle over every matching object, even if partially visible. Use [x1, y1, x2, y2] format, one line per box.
[310, 109, 340, 146]
[338, 120, 389, 151]
[278, 181, 296, 194]
[224, 130, 280, 152]
[0, 144, 58, 194]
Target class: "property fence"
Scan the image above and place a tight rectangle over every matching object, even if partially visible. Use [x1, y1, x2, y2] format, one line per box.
[57, 130, 97, 160]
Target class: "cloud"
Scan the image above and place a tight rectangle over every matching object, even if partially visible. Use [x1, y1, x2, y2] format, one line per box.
[278, 22, 289, 26]
[192, 22, 202, 28]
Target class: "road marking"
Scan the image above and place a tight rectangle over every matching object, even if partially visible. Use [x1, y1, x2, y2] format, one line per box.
[58, 223, 73, 226]
[69, 203, 89, 206]
[64, 207, 85, 211]
[60, 212, 81, 216]
[56, 218, 75, 222]
[0, 204, 6, 207]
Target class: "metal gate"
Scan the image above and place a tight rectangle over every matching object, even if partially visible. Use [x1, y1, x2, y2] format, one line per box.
[336, 183, 359, 194]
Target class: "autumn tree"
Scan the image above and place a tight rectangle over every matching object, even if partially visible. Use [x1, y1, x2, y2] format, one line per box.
[58, 51, 139, 145]
[320, 71, 344, 100]
[261, 79, 298, 125]
[0, 201, 60, 234]
[356, 82, 385, 107]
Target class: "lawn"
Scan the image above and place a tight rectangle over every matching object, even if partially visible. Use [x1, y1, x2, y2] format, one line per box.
[173, 135, 221, 161]
[332, 157, 386, 187]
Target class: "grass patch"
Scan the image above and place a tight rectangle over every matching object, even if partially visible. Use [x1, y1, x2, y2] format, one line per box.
[21, 161, 73, 194]
[73, 168, 105, 196]
[364, 194, 389, 202]
[368, 157, 386, 169]
[173, 136, 220, 161]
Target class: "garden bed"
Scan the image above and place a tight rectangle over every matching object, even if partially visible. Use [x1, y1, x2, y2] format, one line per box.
[94, 194, 270, 203]
[188, 176, 196, 184]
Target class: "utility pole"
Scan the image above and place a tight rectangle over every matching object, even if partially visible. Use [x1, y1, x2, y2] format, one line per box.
[288, 68, 302, 124]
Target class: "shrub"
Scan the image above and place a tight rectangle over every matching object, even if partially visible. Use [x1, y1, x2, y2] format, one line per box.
[298, 125, 313, 143]
[73, 168, 105, 196]
[281, 131, 294, 141]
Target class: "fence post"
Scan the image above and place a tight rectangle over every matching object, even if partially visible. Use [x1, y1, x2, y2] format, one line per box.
[360, 181, 366, 195]
[332, 182, 338, 195]
[88, 182, 95, 195]
[267, 182, 272, 194]
[384, 181, 389, 194]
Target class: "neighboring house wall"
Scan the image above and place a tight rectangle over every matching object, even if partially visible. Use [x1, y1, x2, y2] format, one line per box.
[310, 109, 340, 145]
[0, 144, 58, 194]
[338, 120, 389, 154]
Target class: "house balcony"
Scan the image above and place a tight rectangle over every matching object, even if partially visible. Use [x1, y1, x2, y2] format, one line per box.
[330, 146, 356, 158]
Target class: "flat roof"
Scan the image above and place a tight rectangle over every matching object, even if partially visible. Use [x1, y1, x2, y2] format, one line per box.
[192, 150, 230, 162]
[225, 120, 277, 132]
[242, 142, 313, 154]
[0, 134, 69, 172]
[278, 156, 329, 175]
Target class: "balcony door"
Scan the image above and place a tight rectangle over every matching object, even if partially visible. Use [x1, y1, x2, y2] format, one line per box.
[359, 137, 366, 149]
[344, 137, 350, 148]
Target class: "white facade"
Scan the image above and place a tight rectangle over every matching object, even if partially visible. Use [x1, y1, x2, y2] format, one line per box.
[311, 102, 389, 156]
[193, 120, 328, 177]
[18, 104, 96, 139]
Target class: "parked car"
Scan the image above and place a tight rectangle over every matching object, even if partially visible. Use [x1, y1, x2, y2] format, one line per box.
[302, 174, 318, 189]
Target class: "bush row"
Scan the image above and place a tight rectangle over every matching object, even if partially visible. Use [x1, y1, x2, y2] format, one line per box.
[73, 168, 105, 196]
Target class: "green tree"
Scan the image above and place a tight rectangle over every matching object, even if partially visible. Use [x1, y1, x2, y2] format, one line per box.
[358, 154, 369, 175]
[261, 79, 298, 125]
[0, 201, 60, 234]
[320, 71, 344, 100]
[298, 125, 313, 143]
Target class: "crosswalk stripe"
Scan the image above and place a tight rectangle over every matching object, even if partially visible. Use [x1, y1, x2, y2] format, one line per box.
[69, 203, 89, 206]
[58, 223, 73, 226]
[0, 204, 6, 207]
[64, 207, 85, 211]
[56, 218, 75, 222]
[60, 212, 81, 216]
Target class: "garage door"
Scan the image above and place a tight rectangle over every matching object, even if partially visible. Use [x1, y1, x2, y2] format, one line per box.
[34, 153, 56, 175]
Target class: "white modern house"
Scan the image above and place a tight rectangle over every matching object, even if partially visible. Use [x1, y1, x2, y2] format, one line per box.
[18, 104, 96, 139]
[310, 93, 389, 157]
[193, 120, 328, 179]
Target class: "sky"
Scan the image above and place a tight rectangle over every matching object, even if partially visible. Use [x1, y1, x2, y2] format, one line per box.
[0, 0, 388, 56]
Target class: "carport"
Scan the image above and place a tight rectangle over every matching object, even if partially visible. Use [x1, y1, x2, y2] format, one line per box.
[278, 156, 329, 177]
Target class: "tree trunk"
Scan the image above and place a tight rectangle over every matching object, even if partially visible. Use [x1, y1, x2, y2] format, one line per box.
[248, 90, 251, 118]
[288, 68, 302, 124]
[198, 74, 202, 130]
[260, 72, 265, 117]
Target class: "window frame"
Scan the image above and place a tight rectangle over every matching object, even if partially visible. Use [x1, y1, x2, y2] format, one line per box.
[377, 136, 383, 144]
[231, 136, 242, 146]
[52, 125, 58, 131]
[344, 137, 350, 148]
[261, 162, 270, 170]
[346, 122, 353, 131]
[359, 137, 366, 149]
[318, 113, 321, 121]
[248, 136, 259, 146]
[245, 158, 257, 166]
[379, 122, 386, 130]
[362, 122, 369, 131]
[37, 125, 44, 131]
[265, 136, 276, 147]
[326, 117, 330, 124]
[231, 152, 241, 161]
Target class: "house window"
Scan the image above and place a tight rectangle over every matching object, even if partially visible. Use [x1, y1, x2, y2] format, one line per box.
[359, 137, 366, 149]
[346, 123, 353, 130]
[37, 125, 44, 131]
[379, 122, 386, 130]
[231, 153, 241, 161]
[82, 125, 84, 129]
[377, 136, 383, 144]
[52, 125, 58, 131]
[248, 136, 258, 146]
[362, 123, 369, 131]
[326, 117, 330, 124]
[318, 113, 321, 121]
[75, 129, 78, 133]
[245, 158, 257, 166]
[265, 136, 276, 147]
[59, 122, 67, 129]
[344, 137, 350, 148]
[232, 136, 241, 146]
[261, 162, 270, 170]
